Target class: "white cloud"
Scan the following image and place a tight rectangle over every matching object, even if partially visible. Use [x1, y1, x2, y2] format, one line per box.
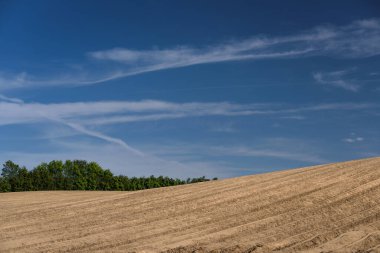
[313, 69, 359, 92]
[1, 97, 374, 171]
[0, 99, 376, 127]
[342, 132, 365, 143]
[280, 115, 306, 120]
[343, 137, 364, 143]
[83, 18, 380, 83]
[0, 100, 263, 125]
[89, 46, 311, 69]
[0, 95, 145, 156]
[90, 19, 380, 64]
[0, 72, 29, 89]
[0, 96, 212, 178]
[1, 18, 380, 89]
[214, 146, 325, 163]
[144, 138, 328, 165]
[0, 94, 24, 103]
[58, 120, 144, 156]
[211, 125, 237, 133]
[2, 96, 374, 177]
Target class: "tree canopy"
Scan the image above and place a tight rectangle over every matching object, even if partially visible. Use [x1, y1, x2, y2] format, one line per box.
[0, 160, 216, 192]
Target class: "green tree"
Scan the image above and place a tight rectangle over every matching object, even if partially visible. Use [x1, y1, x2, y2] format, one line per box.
[99, 169, 114, 190]
[32, 163, 51, 190]
[0, 177, 11, 192]
[48, 160, 64, 190]
[2, 160, 21, 179]
[2, 161, 22, 191]
[1, 159, 213, 193]
[85, 162, 103, 190]
[18, 167, 33, 191]
[72, 160, 87, 190]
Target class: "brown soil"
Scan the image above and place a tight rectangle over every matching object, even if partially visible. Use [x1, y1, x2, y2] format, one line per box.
[1, 157, 380, 253]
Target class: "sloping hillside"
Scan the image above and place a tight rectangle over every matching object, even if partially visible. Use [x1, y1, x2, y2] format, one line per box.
[1, 157, 380, 252]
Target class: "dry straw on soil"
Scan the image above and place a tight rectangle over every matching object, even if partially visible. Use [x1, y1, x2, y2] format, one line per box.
[1, 157, 380, 252]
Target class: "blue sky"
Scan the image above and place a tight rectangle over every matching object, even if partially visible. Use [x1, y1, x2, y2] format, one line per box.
[0, 0, 379, 178]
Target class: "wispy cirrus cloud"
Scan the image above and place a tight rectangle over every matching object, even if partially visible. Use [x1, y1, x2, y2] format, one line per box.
[342, 133, 365, 143]
[0, 94, 24, 103]
[0, 94, 144, 155]
[1, 98, 377, 127]
[313, 69, 360, 92]
[343, 137, 364, 143]
[312, 66, 380, 92]
[84, 18, 380, 80]
[84, 18, 380, 84]
[1, 96, 376, 155]
[0, 72, 29, 90]
[89, 18, 380, 63]
[1, 96, 376, 176]
[211, 146, 326, 163]
[1, 18, 380, 89]
[144, 137, 328, 165]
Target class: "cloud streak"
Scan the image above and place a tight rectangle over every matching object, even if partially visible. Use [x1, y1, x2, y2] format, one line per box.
[144, 138, 328, 164]
[343, 137, 364, 143]
[81, 18, 380, 83]
[0, 94, 144, 155]
[342, 133, 365, 143]
[1, 98, 375, 176]
[1, 18, 380, 89]
[313, 69, 359, 91]
[57, 120, 144, 156]
[0, 99, 377, 127]
[212, 146, 326, 163]
[1, 98, 375, 162]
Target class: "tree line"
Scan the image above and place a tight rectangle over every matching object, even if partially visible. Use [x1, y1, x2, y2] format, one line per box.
[0, 160, 217, 192]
